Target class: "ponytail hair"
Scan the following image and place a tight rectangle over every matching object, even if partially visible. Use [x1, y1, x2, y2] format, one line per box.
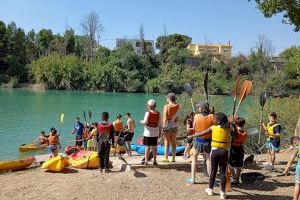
[214, 112, 230, 128]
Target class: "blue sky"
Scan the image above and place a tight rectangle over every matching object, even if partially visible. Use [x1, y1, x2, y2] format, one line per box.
[0, 0, 299, 55]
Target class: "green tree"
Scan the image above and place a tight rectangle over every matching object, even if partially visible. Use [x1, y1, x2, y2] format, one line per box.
[25, 29, 38, 62]
[0, 20, 7, 72]
[37, 29, 54, 56]
[64, 28, 76, 55]
[156, 33, 192, 54]
[252, 0, 300, 31]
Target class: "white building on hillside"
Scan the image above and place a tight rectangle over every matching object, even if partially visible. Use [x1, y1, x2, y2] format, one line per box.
[116, 38, 154, 55]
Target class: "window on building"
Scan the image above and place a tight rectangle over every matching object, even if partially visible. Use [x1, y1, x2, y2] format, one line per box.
[223, 49, 229, 52]
[136, 41, 141, 47]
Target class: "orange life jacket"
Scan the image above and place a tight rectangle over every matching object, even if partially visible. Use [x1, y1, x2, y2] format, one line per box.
[49, 135, 58, 145]
[232, 130, 248, 146]
[146, 111, 160, 128]
[166, 104, 180, 120]
[194, 114, 214, 139]
[113, 119, 123, 132]
[83, 129, 89, 139]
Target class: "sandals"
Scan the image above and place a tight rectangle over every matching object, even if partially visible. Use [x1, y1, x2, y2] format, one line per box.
[186, 177, 195, 184]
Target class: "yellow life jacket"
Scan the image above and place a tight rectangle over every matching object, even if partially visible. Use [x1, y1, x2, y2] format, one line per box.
[267, 122, 280, 138]
[211, 125, 230, 149]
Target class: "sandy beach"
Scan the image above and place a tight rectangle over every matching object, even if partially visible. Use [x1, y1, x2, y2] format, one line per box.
[0, 149, 296, 200]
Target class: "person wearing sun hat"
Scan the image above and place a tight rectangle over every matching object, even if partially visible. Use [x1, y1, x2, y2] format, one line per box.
[140, 99, 162, 165]
[162, 93, 180, 162]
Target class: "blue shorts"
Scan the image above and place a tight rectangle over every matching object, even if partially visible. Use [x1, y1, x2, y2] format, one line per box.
[296, 165, 300, 184]
[266, 138, 280, 152]
[49, 145, 58, 153]
[83, 140, 88, 149]
[193, 138, 211, 153]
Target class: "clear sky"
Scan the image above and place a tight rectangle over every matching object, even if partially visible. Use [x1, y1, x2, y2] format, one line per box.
[0, 0, 299, 55]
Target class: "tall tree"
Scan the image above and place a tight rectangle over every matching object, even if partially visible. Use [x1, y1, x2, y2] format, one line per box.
[0, 21, 7, 71]
[156, 33, 192, 54]
[80, 11, 104, 61]
[64, 28, 76, 55]
[37, 29, 54, 56]
[25, 29, 38, 61]
[252, 0, 300, 31]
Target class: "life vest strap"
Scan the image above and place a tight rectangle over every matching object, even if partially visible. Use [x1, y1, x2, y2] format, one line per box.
[212, 140, 228, 144]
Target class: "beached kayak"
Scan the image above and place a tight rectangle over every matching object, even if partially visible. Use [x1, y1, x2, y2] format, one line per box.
[0, 156, 36, 171]
[42, 156, 69, 172]
[135, 145, 186, 155]
[19, 143, 48, 152]
[69, 151, 99, 169]
[65, 145, 126, 155]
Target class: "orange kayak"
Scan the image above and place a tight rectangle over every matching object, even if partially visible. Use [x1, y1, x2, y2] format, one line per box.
[0, 157, 36, 171]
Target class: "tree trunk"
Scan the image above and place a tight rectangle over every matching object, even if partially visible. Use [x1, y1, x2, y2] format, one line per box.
[295, 114, 300, 136]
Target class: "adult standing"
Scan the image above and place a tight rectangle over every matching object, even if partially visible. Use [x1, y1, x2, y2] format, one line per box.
[162, 93, 180, 162]
[140, 99, 161, 165]
[71, 117, 84, 148]
[124, 113, 136, 156]
[187, 102, 214, 184]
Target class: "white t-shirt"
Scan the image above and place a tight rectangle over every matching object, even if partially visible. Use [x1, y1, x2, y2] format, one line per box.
[140, 111, 162, 137]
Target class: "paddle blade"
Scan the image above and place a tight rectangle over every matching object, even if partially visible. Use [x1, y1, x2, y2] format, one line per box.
[88, 109, 92, 119]
[83, 110, 87, 121]
[239, 80, 253, 102]
[60, 113, 64, 124]
[204, 71, 208, 102]
[184, 83, 193, 97]
[259, 91, 267, 108]
[233, 75, 241, 97]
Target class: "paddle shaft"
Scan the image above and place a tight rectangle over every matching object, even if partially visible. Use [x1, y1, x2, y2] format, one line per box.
[190, 98, 195, 112]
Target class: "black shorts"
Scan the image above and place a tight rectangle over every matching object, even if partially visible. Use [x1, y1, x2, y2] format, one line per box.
[76, 136, 83, 146]
[229, 145, 244, 168]
[125, 132, 134, 142]
[143, 136, 158, 146]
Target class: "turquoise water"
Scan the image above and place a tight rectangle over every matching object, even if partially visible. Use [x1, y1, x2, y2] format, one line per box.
[0, 89, 253, 160]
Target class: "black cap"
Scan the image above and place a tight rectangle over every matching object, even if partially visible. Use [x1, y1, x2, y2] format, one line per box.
[196, 101, 209, 108]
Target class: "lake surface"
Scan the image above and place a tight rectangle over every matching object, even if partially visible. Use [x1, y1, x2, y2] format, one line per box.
[0, 89, 253, 160]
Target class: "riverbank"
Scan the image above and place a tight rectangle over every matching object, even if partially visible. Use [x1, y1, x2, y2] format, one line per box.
[0, 150, 295, 200]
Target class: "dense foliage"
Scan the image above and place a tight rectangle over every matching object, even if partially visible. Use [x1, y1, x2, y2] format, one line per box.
[252, 0, 300, 31]
[0, 19, 299, 96]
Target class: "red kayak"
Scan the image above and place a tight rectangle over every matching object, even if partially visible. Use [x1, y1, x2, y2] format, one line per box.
[65, 146, 80, 155]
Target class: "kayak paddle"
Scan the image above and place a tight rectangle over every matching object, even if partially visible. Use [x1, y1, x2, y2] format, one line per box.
[88, 109, 92, 121]
[258, 91, 267, 144]
[59, 113, 64, 135]
[83, 110, 87, 122]
[204, 71, 209, 104]
[184, 83, 195, 112]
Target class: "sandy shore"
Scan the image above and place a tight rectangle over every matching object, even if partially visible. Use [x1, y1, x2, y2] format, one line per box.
[0, 151, 296, 200]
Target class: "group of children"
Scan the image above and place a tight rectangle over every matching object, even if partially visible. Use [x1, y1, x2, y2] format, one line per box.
[34, 92, 300, 200]
[35, 127, 61, 157]
[180, 100, 285, 199]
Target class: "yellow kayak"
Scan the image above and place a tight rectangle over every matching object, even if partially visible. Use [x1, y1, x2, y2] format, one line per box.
[69, 151, 99, 169]
[42, 156, 69, 172]
[19, 143, 47, 152]
[0, 157, 36, 171]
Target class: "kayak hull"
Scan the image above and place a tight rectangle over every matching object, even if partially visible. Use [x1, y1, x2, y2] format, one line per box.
[0, 157, 36, 171]
[42, 156, 69, 172]
[19, 143, 47, 152]
[69, 151, 99, 169]
[135, 145, 186, 155]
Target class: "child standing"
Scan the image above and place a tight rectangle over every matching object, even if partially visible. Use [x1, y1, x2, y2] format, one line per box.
[189, 112, 230, 199]
[140, 99, 161, 165]
[87, 123, 98, 151]
[229, 117, 248, 185]
[183, 112, 194, 159]
[97, 112, 114, 173]
[261, 112, 281, 170]
[281, 136, 300, 200]
[48, 128, 60, 158]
